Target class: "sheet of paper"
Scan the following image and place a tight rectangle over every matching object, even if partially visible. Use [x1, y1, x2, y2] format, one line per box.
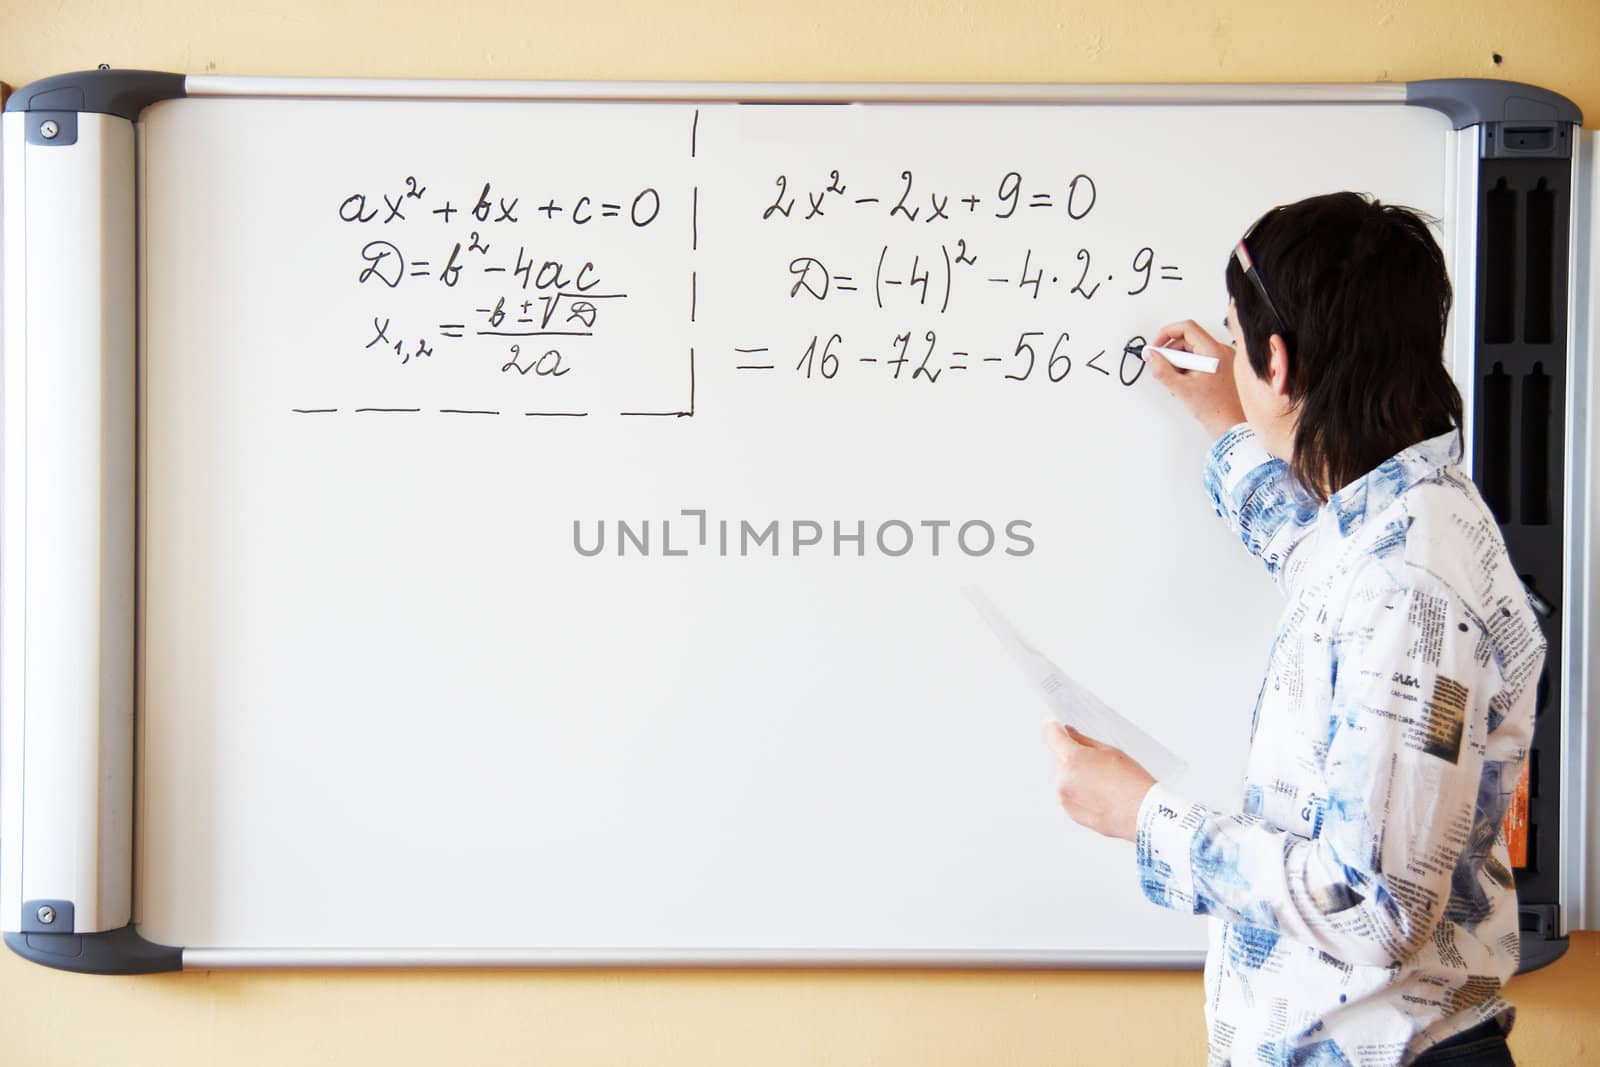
[965, 586, 1187, 783]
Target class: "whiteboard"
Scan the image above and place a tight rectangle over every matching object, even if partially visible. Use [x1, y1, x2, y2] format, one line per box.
[132, 91, 1458, 963]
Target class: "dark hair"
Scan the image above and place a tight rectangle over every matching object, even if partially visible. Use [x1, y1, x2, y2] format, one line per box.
[1225, 192, 1462, 500]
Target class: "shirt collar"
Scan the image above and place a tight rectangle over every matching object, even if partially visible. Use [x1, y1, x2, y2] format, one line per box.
[1325, 429, 1463, 538]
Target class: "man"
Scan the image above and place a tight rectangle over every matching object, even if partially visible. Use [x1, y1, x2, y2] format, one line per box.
[1041, 192, 1543, 1066]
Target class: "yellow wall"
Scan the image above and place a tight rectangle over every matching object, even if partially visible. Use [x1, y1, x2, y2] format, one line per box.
[1, 1, 1597, 1063]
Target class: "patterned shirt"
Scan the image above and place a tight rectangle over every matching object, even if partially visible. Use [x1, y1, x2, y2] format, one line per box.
[1135, 425, 1544, 1066]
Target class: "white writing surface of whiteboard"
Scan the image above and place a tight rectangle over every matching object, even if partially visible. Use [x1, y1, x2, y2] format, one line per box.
[135, 97, 1452, 958]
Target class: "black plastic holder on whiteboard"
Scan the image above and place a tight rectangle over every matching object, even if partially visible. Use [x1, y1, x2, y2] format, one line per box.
[1408, 76, 1583, 973]
[1471, 125, 1574, 974]
[0, 69, 1585, 975]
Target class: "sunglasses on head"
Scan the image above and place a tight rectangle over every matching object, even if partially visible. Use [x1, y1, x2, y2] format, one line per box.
[1232, 236, 1290, 341]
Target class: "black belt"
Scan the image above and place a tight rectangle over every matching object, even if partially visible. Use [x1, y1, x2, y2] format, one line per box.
[1415, 1017, 1508, 1058]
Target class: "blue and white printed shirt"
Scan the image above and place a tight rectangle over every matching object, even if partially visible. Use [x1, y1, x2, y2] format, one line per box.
[1136, 425, 1544, 1067]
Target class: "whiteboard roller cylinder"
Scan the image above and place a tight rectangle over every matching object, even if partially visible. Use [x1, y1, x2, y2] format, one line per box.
[1, 110, 140, 949]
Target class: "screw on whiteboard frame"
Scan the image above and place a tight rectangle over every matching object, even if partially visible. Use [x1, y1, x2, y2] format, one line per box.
[36, 905, 55, 925]
[39, 120, 59, 140]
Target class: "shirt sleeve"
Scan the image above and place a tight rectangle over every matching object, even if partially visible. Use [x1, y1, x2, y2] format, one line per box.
[1133, 566, 1500, 969]
[1203, 424, 1322, 587]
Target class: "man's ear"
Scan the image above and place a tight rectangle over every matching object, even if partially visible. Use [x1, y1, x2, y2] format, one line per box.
[1267, 335, 1292, 401]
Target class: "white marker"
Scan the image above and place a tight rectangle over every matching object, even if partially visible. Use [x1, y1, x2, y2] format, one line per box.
[1144, 344, 1219, 374]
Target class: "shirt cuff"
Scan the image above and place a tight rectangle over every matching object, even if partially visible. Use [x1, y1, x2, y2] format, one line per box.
[1203, 422, 1271, 490]
[1135, 781, 1206, 914]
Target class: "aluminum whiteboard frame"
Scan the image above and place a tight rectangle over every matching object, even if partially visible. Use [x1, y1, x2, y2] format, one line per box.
[181, 947, 1208, 970]
[1566, 129, 1599, 933]
[2, 74, 1579, 971]
[185, 76, 1411, 106]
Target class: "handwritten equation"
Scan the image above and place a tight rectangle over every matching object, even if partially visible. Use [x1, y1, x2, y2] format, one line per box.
[731, 159, 1183, 394]
[735, 330, 1150, 387]
[338, 176, 659, 372]
[301, 107, 1203, 418]
[786, 242, 1181, 315]
[760, 169, 1101, 225]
